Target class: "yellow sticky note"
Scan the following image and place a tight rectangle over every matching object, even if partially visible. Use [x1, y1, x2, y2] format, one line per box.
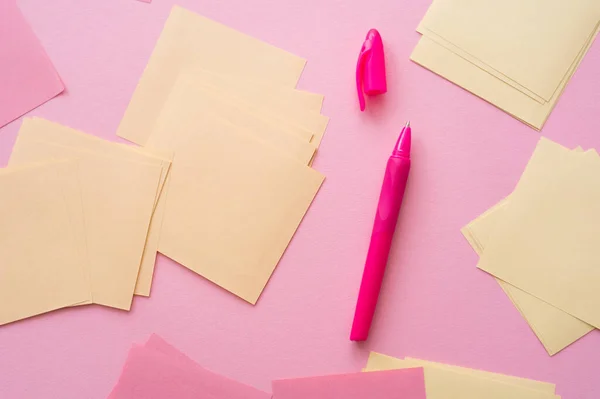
[147, 72, 316, 166]
[182, 69, 324, 113]
[19, 118, 173, 297]
[365, 353, 558, 398]
[117, 5, 306, 146]
[410, 25, 598, 130]
[478, 139, 600, 328]
[183, 68, 330, 147]
[420, 0, 600, 101]
[461, 151, 594, 356]
[9, 140, 161, 310]
[154, 115, 324, 304]
[0, 162, 92, 325]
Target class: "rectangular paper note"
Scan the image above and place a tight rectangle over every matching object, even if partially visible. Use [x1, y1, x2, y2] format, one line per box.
[146, 73, 316, 165]
[18, 118, 173, 296]
[272, 369, 426, 399]
[117, 5, 306, 146]
[144, 335, 271, 399]
[478, 139, 600, 328]
[410, 24, 599, 130]
[364, 353, 558, 398]
[182, 68, 329, 147]
[419, 0, 600, 100]
[461, 169, 594, 356]
[152, 114, 324, 304]
[0, 162, 91, 325]
[109, 340, 270, 399]
[0, 0, 64, 128]
[9, 140, 161, 310]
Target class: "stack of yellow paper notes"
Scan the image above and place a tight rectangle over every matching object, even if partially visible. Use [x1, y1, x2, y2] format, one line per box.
[364, 352, 560, 399]
[0, 117, 172, 325]
[411, 0, 600, 129]
[117, 6, 327, 305]
[463, 138, 600, 355]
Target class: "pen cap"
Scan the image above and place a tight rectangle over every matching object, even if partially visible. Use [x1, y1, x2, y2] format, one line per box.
[356, 29, 387, 111]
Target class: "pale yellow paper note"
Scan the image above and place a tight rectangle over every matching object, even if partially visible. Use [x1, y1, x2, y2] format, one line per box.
[416, 7, 544, 104]
[478, 139, 600, 328]
[420, 0, 600, 100]
[461, 153, 594, 356]
[184, 68, 330, 147]
[147, 72, 316, 165]
[184, 69, 324, 113]
[20, 118, 172, 297]
[9, 141, 161, 310]
[0, 162, 91, 325]
[410, 24, 598, 130]
[365, 353, 558, 398]
[153, 116, 324, 304]
[117, 5, 306, 146]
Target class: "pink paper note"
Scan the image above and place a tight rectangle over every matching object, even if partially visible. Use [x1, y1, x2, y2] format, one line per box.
[0, 0, 64, 129]
[108, 336, 271, 399]
[272, 368, 426, 399]
[144, 334, 271, 399]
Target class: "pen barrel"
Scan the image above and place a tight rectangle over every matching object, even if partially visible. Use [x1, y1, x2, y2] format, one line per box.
[350, 156, 410, 341]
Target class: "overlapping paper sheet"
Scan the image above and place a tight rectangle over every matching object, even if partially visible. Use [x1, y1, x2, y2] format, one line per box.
[0, 117, 172, 325]
[272, 368, 426, 399]
[117, 5, 314, 146]
[462, 138, 600, 355]
[0, 0, 64, 128]
[411, 0, 600, 129]
[116, 6, 328, 304]
[364, 352, 559, 399]
[109, 334, 271, 399]
[0, 162, 91, 325]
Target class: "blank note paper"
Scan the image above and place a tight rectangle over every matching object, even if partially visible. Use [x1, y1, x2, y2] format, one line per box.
[462, 174, 595, 356]
[109, 335, 271, 399]
[410, 1, 600, 129]
[117, 5, 307, 146]
[463, 138, 600, 355]
[272, 369, 426, 399]
[0, 0, 64, 128]
[153, 115, 324, 304]
[17, 118, 173, 297]
[0, 162, 91, 325]
[477, 139, 600, 329]
[364, 352, 558, 399]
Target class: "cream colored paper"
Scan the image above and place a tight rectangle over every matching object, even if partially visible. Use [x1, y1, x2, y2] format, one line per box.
[152, 115, 324, 304]
[183, 69, 324, 113]
[25, 118, 174, 296]
[19, 118, 173, 297]
[117, 5, 307, 146]
[415, 4, 597, 105]
[415, 7, 544, 104]
[147, 73, 316, 165]
[365, 353, 558, 398]
[183, 68, 330, 147]
[9, 141, 161, 310]
[0, 162, 91, 325]
[410, 24, 598, 130]
[477, 138, 600, 328]
[462, 175, 594, 355]
[420, 0, 600, 101]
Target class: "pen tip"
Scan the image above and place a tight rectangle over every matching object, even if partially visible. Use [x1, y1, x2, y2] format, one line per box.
[405, 121, 410, 128]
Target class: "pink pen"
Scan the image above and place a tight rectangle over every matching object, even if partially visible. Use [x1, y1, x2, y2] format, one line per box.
[350, 122, 412, 341]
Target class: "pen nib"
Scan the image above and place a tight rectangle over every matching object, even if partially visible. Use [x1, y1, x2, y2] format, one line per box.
[394, 121, 411, 157]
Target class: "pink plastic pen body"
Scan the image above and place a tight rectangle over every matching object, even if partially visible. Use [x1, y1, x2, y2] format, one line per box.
[350, 123, 411, 341]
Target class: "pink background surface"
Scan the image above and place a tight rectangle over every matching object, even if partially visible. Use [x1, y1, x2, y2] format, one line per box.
[1, 0, 600, 398]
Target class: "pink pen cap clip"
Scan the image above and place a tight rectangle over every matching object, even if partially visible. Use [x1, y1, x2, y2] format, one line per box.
[356, 29, 387, 111]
